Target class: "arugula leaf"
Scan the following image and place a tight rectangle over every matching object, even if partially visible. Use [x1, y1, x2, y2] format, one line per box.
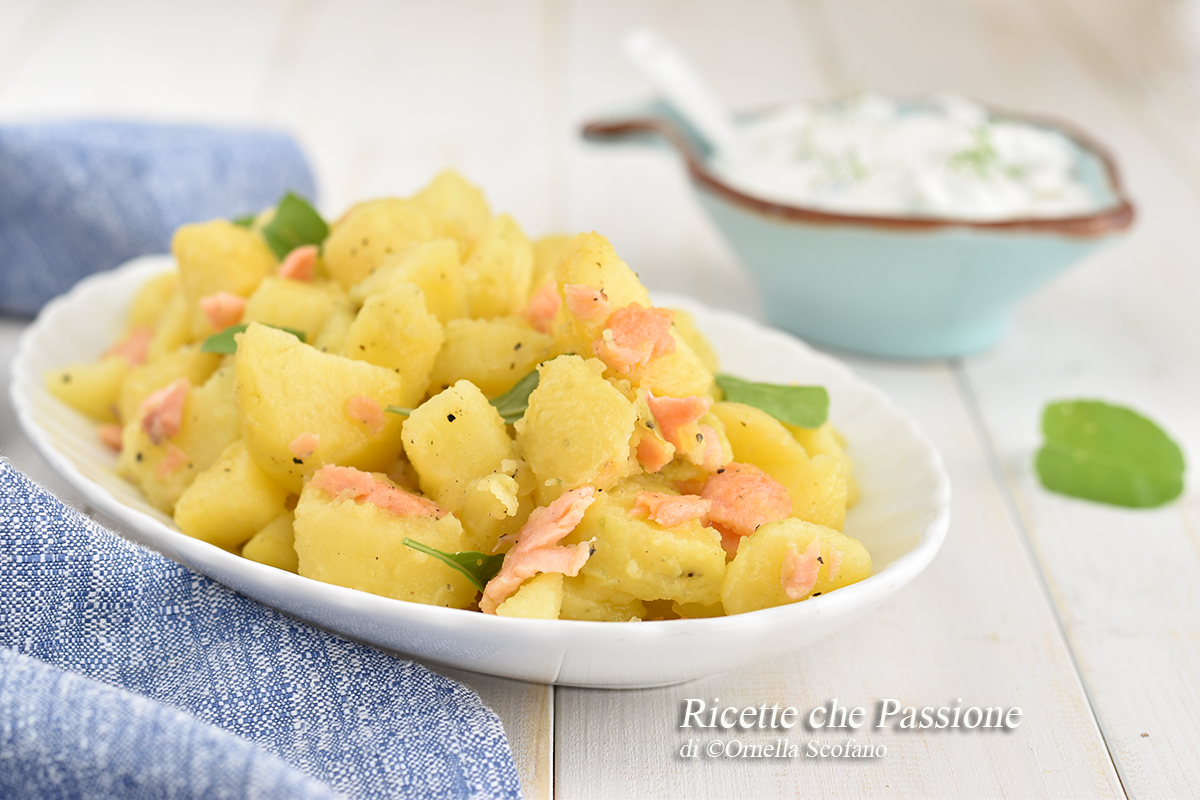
[200, 323, 306, 354]
[490, 369, 540, 424]
[384, 406, 413, 416]
[403, 538, 504, 592]
[1036, 400, 1185, 508]
[260, 192, 329, 260]
[715, 374, 829, 428]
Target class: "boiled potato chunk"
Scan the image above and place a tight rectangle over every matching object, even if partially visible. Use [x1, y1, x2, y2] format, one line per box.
[242, 511, 299, 573]
[530, 234, 574, 295]
[710, 401, 848, 531]
[553, 233, 651, 356]
[293, 477, 476, 608]
[412, 169, 491, 247]
[496, 572, 563, 619]
[460, 214, 534, 319]
[117, 346, 220, 425]
[343, 282, 443, 408]
[323, 198, 436, 289]
[669, 308, 720, 375]
[428, 317, 554, 398]
[786, 421, 859, 507]
[235, 323, 406, 493]
[622, 326, 714, 399]
[114, 363, 241, 512]
[146, 289, 194, 361]
[126, 271, 179, 330]
[46, 356, 128, 422]
[516, 355, 637, 503]
[459, 469, 534, 554]
[172, 219, 277, 337]
[402, 381, 515, 514]
[563, 481, 726, 606]
[242, 277, 348, 345]
[559, 574, 646, 622]
[173, 440, 289, 550]
[721, 519, 871, 615]
[349, 238, 468, 324]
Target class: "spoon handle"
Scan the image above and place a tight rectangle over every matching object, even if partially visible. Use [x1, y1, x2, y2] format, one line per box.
[623, 28, 742, 156]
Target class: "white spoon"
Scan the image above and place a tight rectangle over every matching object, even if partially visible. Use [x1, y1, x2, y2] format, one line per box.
[622, 27, 746, 158]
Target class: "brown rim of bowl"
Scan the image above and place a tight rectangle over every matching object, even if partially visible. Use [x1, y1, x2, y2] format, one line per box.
[582, 108, 1135, 238]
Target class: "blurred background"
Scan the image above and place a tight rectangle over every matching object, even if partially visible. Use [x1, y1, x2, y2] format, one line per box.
[6, 0, 1199, 321]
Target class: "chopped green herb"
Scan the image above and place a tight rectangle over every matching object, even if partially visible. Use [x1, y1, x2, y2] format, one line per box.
[1035, 400, 1185, 508]
[490, 369, 540, 425]
[402, 538, 504, 592]
[714, 374, 828, 428]
[200, 323, 306, 354]
[384, 406, 413, 416]
[260, 192, 329, 260]
[231, 213, 257, 228]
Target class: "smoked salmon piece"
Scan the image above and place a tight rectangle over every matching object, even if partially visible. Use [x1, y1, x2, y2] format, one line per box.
[310, 464, 447, 518]
[564, 284, 610, 320]
[156, 444, 189, 480]
[345, 395, 386, 435]
[636, 432, 674, 473]
[98, 424, 124, 451]
[288, 432, 320, 461]
[279, 244, 318, 281]
[104, 326, 153, 366]
[199, 292, 246, 332]
[631, 491, 711, 528]
[481, 486, 596, 614]
[780, 537, 822, 600]
[593, 304, 674, 373]
[139, 378, 189, 445]
[645, 392, 712, 464]
[701, 462, 791, 555]
[526, 280, 562, 334]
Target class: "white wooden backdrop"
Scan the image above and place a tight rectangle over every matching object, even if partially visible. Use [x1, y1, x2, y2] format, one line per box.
[2, 2, 1198, 797]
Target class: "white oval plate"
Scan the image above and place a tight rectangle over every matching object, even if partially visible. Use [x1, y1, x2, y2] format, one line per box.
[11, 255, 950, 688]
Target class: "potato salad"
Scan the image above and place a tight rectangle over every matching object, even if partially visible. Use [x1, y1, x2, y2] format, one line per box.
[46, 170, 870, 620]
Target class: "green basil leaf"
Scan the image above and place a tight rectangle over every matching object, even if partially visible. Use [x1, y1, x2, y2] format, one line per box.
[715, 374, 829, 428]
[384, 406, 413, 416]
[231, 213, 256, 228]
[490, 369, 540, 425]
[200, 323, 306, 354]
[402, 538, 504, 593]
[260, 192, 329, 260]
[1036, 400, 1185, 508]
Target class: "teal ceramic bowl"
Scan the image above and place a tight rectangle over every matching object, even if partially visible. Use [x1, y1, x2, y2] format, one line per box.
[583, 102, 1135, 359]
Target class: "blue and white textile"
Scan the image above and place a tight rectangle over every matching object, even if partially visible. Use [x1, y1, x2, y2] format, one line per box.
[0, 121, 317, 316]
[0, 461, 523, 800]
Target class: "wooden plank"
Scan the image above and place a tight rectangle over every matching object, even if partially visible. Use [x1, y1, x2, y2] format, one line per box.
[815, 0, 1200, 796]
[554, 360, 1122, 799]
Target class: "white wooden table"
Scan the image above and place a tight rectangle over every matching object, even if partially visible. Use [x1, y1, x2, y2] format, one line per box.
[2, 2, 1198, 797]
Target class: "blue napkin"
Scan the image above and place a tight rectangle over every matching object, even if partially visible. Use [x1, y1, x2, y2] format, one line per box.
[0, 121, 317, 316]
[0, 460, 524, 800]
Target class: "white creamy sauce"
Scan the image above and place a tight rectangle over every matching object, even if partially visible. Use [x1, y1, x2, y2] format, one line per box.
[709, 94, 1102, 220]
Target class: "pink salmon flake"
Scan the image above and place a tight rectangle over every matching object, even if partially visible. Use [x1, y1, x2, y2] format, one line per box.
[592, 304, 675, 373]
[480, 486, 596, 614]
[345, 395, 386, 435]
[279, 244, 318, 281]
[199, 292, 246, 332]
[139, 378, 189, 445]
[310, 464, 447, 518]
[525, 280, 562, 334]
[631, 491, 711, 528]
